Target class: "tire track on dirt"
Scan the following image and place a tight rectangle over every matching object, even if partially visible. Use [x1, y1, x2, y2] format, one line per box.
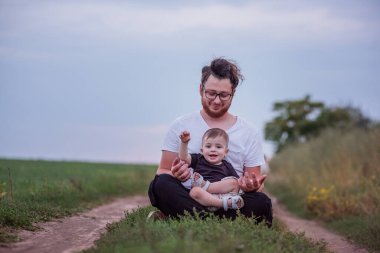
[0, 195, 150, 253]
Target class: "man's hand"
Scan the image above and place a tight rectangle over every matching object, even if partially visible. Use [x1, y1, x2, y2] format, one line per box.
[171, 158, 191, 181]
[238, 172, 267, 192]
[179, 131, 191, 143]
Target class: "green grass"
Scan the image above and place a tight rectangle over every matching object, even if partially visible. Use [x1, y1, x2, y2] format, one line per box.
[83, 207, 330, 253]
[0, 159, 156, 242]
[267, 126, 380, 252]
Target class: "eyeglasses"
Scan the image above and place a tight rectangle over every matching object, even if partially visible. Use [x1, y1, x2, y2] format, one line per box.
[204, 90, 232, 101]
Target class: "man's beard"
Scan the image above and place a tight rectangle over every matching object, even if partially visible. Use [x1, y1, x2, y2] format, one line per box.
[201, 98, 231, 118]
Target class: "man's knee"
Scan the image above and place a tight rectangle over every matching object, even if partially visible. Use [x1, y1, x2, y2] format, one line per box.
[149, 174, 175, 206]
[153, 174, 178, 192]
[154, 173, 170, 187]
[149, 174, 205, 217]
[242, 192, 273, 223]
[151, 174, 191, 202]
[247, 192, 271, 210]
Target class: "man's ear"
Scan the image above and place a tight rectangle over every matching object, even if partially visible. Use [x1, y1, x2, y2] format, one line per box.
[199, 83, 203, 96]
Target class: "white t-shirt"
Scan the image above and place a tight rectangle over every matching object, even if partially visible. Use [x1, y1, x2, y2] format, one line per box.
[162, 111, 265, 177]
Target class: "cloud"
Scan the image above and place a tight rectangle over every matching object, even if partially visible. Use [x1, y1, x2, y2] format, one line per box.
[0, 122, 169, 164]
[137, 124, 169, 135]
[0, 46, 56, 60]
[62, 123, 168, 163]
[1, 1, 375, 44]
[71, 123, 168, 136]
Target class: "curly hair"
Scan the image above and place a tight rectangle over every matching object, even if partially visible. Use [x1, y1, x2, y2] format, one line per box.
[201, 58, 244, 90]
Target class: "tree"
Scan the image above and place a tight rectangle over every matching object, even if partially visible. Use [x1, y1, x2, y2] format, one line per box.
[317, 105, 371, 130]
[264, 95, 324, 153]
[265, 95, 372, 153]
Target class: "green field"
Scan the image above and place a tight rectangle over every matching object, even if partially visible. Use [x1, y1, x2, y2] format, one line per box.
[267, 127, 380, 252]
[0, 159, 156, 242]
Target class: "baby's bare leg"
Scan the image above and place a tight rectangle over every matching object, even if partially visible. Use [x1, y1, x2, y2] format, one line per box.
[207, 178, 239, 194]
[190, 187, 223, 207]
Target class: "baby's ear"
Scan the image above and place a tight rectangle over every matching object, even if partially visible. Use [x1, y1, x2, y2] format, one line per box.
[226, 148, 229, 154]
[200, 148, 203, 153]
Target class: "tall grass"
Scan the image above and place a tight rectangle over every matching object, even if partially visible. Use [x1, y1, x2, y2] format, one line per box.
[0, 159, 156, 242]
[84, 207, 330, 253]
[267, 126, 380, 251]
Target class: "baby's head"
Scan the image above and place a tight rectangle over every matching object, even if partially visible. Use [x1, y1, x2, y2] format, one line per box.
[201, 128, 229, 165]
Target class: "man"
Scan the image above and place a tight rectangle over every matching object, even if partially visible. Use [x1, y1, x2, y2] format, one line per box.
[148, 58, 272, 225]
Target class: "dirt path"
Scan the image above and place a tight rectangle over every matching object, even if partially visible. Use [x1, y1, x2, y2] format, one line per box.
[1, 194, 369, 253]
[270, 194, 369, 253]
[0, 195, 150, 253]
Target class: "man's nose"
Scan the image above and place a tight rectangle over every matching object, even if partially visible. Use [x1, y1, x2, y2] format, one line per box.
[213, 95, 222, 103]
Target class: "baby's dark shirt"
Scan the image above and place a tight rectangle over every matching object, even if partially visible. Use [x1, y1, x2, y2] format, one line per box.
[190, 153, 239, 183]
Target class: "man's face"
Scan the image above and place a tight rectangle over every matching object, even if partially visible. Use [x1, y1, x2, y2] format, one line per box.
[200, 75, 234, 118]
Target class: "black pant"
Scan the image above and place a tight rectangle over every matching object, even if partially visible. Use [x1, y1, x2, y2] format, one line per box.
[148, 174, 273, 225]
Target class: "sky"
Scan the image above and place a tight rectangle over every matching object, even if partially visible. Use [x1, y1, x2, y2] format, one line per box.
[1, 0, 379, 164]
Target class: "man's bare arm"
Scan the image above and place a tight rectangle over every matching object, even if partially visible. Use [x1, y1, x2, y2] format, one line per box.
[157, 150, 191, 181]
[156, 150, 177, 175]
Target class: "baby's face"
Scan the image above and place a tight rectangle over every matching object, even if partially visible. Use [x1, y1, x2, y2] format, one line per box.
[201, 136, 228, 165]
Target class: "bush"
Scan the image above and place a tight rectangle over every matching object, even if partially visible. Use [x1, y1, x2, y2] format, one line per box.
[269, 127, 380, 220]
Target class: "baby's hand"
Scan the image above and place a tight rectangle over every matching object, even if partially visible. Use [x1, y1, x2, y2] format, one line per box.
[179, 131, 191, 143]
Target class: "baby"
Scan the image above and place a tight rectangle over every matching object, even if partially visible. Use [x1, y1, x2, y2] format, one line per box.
[178, 128, 243, 211]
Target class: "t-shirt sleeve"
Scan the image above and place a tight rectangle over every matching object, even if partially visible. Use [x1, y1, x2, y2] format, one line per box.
[244, 130, 265, 168]
[161, 119, 181, 153]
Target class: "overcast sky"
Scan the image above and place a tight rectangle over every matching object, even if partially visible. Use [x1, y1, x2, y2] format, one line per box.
[1, 0, 379, 164]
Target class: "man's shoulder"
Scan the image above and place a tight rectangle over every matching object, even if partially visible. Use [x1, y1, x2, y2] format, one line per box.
[171, 111, 200, 125]
[235, 117, 260, 135]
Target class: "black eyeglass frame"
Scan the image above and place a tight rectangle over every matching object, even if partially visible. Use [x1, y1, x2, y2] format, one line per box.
[203, 89, 233, 101]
